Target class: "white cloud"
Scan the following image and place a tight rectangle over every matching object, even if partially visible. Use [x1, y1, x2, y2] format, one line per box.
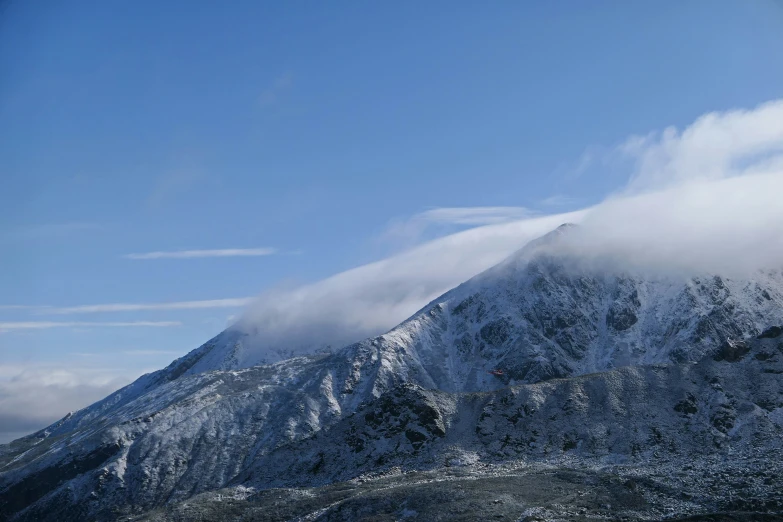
[43, 298, 255, 315]
[0, 321, 181, 330]
[620, 98, 783, 193]
[414, 207, 535, 225]
[2, 298, 256, 316]
[563, 171, 783, 276]
[234, 98, 783, 362]
[0, 365, 135, 443]
[124, 248, 277, 260]
[539, 194, 578, 208]
[555, 99, 783, 275]
[121, 350, 185, 356]
[236, 210, 586, 356]
[383, 206, 536, 244]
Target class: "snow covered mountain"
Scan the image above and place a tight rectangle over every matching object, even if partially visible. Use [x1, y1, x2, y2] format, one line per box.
[160, 223, 783, 388]
[2, 224, 783, 521]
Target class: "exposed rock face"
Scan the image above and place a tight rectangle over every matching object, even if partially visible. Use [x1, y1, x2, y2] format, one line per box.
[1, 226, 782, 521]
[235, 332, 783, 493]
[713, 338, 751, 362]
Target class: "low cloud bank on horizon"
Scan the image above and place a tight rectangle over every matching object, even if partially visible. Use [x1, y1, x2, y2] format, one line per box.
[0, 365, 134, 443]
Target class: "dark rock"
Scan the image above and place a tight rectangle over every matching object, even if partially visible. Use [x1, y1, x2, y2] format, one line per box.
[606, 307, 638, 331]
[405, 429, 427, 449]
[480, 318, 512, 347]
[758, 326, 783, 339]
[674, 394, 698, 415]
[713, 339, 751, 362]
[710, 405, 735, 433]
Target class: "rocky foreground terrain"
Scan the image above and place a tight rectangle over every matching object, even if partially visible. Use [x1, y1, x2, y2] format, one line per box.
[2, 225, 782, 521]
[133, 329, 783, 522]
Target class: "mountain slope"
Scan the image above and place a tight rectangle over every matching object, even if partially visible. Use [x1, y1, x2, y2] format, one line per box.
[2, 225, 782, 521]
[138, 328, 783, 522]
[333, 225, 783, 393]
[5, 327, 783, 521]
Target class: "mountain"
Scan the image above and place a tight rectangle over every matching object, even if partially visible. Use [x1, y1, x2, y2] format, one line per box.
[2, 225, 782, 521]
[145, 224, 783, 384]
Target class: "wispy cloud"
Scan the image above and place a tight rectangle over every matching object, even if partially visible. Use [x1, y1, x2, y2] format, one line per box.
[0, 222, 102, 241]
[0, 321, 181, 331]
[539, 194, 578, 208]
[383, 206, 536, 244]
[551, 146, 602, 183]
[44, 297, 255, 315]
[237, 210, 585, 360]
[233, 98, 783, 363]
[72, 349, 185, 357]
[121, 350, 185, 356]
[124, 248, 277, 260]
[1, 298, 256, 316]
[416, 207, 535, 225]
[259, 71, 293, 107]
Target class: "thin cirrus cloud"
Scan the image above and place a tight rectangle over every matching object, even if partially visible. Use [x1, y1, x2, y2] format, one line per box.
[124, 248, 277, 260]
[0, 321, 181, 331]
[539, 194, 579, 208]
[382, 206, 536, 244]
[0, 222, 102, 241]
[121, 349, 186, 356]
[43, 297, 256, 315]
[414, 206, 536, 225]
[0, 298, 255, 317]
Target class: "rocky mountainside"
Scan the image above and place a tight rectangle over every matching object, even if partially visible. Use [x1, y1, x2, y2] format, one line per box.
[1, 225, 782, 521]
[140, 328, 783, 522]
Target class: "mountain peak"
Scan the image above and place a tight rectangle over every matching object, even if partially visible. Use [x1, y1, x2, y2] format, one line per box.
[500, 221, 579, 264]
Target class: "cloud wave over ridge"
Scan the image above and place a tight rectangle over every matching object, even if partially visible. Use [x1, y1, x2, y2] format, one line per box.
[235, 99, 783, 359]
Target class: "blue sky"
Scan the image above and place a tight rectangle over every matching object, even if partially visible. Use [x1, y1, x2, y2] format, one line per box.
[1, 0, 783, 440]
